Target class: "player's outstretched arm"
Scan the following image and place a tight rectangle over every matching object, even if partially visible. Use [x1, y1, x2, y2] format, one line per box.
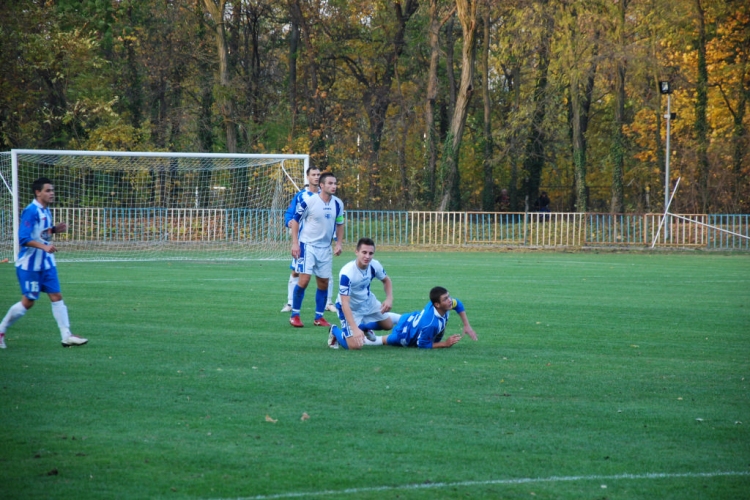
[458, 311, 477, 341]
[432, 334, 462, 348]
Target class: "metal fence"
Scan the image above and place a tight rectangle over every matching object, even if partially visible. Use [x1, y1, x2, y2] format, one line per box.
[2, 209, 749, 260]
[344, 211, 750, 250]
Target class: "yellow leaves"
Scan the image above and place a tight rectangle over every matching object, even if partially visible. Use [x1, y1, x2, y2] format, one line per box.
[264, 412, 311, 423]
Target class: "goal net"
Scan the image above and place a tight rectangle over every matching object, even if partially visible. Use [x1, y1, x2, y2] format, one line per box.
[0, 150, 308, 262]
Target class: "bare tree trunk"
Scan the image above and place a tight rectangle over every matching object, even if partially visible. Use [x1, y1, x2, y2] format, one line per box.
[445, 16, 457, 119]
[290, 0, 327, 166]
[610, 0, 628, 214]
[481, 1, 494, 211]
[202, 0, 237, 153]
[288, 4, 299, 141]
[509, 65, 521, 210]
[567, 6, 598, 213]
[424, 0, 441, 208]
[694, 0, 710, 212]
[439, 0, 478, 211]
[521, 1, 553, 210]
[729, 73, 748, 211]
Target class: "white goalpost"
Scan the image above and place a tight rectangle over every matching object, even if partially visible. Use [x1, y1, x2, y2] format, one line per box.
[0, 150, 308, 262]
[651, 176, 750, 248]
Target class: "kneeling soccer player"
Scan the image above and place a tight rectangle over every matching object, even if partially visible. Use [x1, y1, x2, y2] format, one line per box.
[328, 237, 397, 350]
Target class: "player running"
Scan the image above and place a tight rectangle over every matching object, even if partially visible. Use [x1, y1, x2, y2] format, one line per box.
[327, 237, 396, 350]
[288, 172, 345, 328]
[0, 177, 88, 349]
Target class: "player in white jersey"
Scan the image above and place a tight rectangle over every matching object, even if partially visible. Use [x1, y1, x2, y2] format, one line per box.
[288, 172, 345, 328]
[280, 166, 337, 313]
[0, 177, 88, 349]
[327, 238, 396, 350]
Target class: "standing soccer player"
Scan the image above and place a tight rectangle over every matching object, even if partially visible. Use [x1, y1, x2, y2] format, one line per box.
[363, 286, 477, 349]
[281, 166, 318, 311]
[328, 237, 395, 350]
[0, 177, 88, 349]
[288, 172, 345, 327]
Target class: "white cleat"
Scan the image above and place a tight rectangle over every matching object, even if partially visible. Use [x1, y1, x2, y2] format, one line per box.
[0, 333, 6, 349]
[61, 334, 88, 347]
[327, 327, 339, 349]
[325, 303, 337, 312]
[280, 304, 293, 312]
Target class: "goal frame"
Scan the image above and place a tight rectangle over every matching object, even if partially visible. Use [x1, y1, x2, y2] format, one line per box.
[4, 149, 309, 262]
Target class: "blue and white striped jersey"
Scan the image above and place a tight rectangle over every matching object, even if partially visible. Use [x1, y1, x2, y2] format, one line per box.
[391, 298, 465, 349]
[284, 187, 317, 228]
[293, 193, 344, 247]
[16, 200, 57, 272]
[337, 259, 387, 311]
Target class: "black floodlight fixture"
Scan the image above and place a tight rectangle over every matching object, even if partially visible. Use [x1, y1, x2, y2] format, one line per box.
[659, 81, 672, 94]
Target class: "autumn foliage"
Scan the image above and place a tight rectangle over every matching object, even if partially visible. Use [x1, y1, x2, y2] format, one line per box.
[0, 0, 747, 212]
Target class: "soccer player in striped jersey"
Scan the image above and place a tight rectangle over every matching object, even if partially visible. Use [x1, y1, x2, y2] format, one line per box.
[280, 166, 337, 313]
[363, 286, 477, 349]
[0, 178, 88, 349]
[327, 238, 396, 350]
[288, 172, 345, 328]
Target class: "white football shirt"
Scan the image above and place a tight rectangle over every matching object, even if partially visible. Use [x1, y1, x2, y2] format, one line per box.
[293, 193, 344, 247]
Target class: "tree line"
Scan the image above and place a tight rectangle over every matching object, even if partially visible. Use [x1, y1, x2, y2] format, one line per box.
[1, 0, 748, 213]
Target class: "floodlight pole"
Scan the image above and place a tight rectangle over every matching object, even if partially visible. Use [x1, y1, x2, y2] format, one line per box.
[664, 94, 671, 214]
[659, 80, 673, 242]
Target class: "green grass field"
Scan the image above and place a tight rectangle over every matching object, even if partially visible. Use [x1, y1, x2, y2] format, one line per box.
[1, 251, 748, 499]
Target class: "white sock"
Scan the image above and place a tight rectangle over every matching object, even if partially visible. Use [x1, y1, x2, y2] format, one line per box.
[0, 302, 28, 332]
[363, 335, 384, 346]
[287, 275, 298, 305]
[327, 275, 334, 304]
[388, 312, 401, 323]
[51, 300, 71, 339]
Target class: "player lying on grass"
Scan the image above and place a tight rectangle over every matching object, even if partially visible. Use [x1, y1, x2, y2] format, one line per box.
[327, 237, 396, 350]
[329, 286, 477, 350]
[0, 177, 88, 349]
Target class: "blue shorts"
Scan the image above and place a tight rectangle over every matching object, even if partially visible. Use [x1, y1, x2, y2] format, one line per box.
[16, 266, 61, 300]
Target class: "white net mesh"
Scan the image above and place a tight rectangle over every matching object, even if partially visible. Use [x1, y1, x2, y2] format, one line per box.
[0, 150, 307, 261]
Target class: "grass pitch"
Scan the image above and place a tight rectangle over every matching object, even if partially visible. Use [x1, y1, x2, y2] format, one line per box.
[0, 251, 748, 499]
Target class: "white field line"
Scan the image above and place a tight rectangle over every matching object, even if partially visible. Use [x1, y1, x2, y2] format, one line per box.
[216, 470, 749, 500]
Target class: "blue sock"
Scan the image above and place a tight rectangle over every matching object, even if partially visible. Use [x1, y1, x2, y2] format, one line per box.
[359, 321, 384, 331]
[331, 326, 349, 350]
[314, 288, 327, 319]
[292, 285, 305, 316]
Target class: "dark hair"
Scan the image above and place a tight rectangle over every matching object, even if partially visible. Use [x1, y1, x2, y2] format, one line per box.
[429, 286, 449, 305]
[32, 177, 53, 195]
[306, 165, 321, 175]
[356, 237, 375, 250]
[319, 171, 336, 185]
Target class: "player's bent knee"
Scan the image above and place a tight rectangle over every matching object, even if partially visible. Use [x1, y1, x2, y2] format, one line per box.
[347, 335, 364, 350]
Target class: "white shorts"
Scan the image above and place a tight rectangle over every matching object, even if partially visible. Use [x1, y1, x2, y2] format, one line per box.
[337, 298, 389, 336]
[294, 243, 333, 279]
